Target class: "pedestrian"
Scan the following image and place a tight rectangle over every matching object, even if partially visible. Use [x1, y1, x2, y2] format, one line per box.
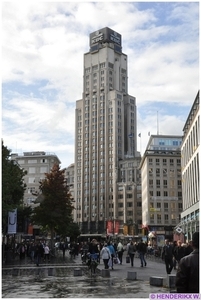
[107, 241, 116, 270]
[138, 239, 147, 267]
[117, 241, 124, 264]
[43, 244, 50, 262]
[176, 232, 199, 293]
[172, 241, 177, 270]
[88, 239, 99, 254]
[35, 241, 44, 266]
[61, 242, 66, 258]
[127, 241, 136, 267]
[100, 242, 111, 269]
[173, 240, 185, 267]
[184, 240, 193, 256]
[161, 239, 174, 274]
[29, 242, 35, 262]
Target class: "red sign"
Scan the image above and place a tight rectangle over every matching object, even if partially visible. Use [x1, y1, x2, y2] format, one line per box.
[28, 224, 33, 235]
[106, 220, 120, 235]
[106, 221, 113, 234]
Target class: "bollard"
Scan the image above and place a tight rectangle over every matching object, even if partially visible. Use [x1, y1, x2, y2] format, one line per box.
[167, 274, 176, 288]
[101, 269, 110, 277]
[12, 268, 19, 276]
[74, 268, 82, 276]
[150, 276, 164, 286]
[48, 268, 55, 276]
[127, 271, 137, 280]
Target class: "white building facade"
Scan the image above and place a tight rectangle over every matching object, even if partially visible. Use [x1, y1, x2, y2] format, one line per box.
[179, 91, 200, 240]
[139, 135, 183, 242]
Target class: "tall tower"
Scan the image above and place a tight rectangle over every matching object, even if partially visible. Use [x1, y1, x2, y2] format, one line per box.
[75, 27, 137, 234]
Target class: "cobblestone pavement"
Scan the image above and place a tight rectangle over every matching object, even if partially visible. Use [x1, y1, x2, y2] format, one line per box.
[2, 251, 175, 298]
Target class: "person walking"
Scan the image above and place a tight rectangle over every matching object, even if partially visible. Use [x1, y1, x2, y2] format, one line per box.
[161, 239, 174, 274]
[138, 239, 147, 267]
[35, 241, 44, 266]
[173, 240, 185, 267]
[43, 243, 50, 262]
[176, 232, 199, 293]
[184, 240, 193, 256]
[107, 241, 116, 270]
[117, 241, 124, 264]
[127, 241, 136, 267]
[100, 243, 111, 269]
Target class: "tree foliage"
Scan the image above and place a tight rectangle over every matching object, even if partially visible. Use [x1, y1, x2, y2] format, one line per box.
[32, 164, 78, 243]
[2, 141, 27, 234]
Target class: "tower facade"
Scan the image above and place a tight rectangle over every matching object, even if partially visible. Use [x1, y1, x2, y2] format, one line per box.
[75, 28, 137, 234]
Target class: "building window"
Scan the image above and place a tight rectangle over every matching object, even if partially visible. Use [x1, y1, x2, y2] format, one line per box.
[40, 167, 47, 173]
[156, 179, 160, 188]
[29, 167, 36, 173]
[156, 169, 160, 176]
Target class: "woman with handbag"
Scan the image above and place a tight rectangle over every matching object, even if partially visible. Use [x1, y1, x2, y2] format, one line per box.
[100, 243, 111, 269]
[127, 241, 136, 267]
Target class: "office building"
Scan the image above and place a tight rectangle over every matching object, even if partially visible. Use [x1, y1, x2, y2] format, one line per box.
[74, 27, 139, 234]
[11, 151, 61, 207]
[139, 135, 183, 242]
[179, 91, 200, 240]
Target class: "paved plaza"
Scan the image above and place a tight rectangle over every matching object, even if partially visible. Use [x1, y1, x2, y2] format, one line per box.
[2, 251, 177, 298]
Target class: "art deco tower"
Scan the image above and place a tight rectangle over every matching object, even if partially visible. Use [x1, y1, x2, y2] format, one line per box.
[75, 27, 137, 234]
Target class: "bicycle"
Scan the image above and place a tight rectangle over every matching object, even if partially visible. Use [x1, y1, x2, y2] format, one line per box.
[87, 253, 99, 275]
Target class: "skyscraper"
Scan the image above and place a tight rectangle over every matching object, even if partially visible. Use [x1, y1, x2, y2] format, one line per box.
[75, 27, 138, 234]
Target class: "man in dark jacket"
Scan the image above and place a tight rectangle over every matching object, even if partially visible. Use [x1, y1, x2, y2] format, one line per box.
[176, 232, 199, 293]
[173, 240, 185, 264]
[161, 239, 174, 274]
[138, 239, 147, 267]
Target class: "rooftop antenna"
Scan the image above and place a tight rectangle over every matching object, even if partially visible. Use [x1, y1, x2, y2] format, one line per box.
[157, 111, 159, 135]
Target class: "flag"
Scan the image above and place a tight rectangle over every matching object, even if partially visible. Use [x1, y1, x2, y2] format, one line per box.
[138, 133, 141, 137]
[128, 133, 133, 138]
[7, 209, 17, 234]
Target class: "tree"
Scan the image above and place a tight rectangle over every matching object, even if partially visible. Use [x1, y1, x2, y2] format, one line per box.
[2, 141, 27, 235]
[32, 163, 76, 248]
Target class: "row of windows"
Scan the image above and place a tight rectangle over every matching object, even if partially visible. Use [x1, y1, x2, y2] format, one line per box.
[182, 116, 200, 166]
[149, 158, 181, 165]
[150, 202, 182, 209]
[149, 191, 182, 197]
[149, 179, 182, 186]
[16, 159, 48, 164]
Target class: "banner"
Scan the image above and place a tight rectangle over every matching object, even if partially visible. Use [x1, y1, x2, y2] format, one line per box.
[106, 220, 113, 234]
[114, 220, 120, 234]
[123, 225, 128, 235]
[28, 224, 33, 235]
[7, 209, 17, 234]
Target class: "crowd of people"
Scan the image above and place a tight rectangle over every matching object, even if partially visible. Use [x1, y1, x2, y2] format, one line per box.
[78, 238, 148, 269]
[2, 232, 199, 293]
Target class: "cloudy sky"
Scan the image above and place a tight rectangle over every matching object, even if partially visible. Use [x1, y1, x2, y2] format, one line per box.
[2, 1, 199, 168]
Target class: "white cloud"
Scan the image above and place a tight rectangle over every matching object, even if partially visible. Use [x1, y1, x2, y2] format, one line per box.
[2, 2, 199, 168]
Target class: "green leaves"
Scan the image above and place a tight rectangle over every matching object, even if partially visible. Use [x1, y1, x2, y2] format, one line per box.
[32, 163, 79, 240]
[2, 141, 27, 234]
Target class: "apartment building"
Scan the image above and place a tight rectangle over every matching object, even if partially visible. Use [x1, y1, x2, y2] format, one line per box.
[74, 27, 139, 234]
[139, 135, 183, 241]
[11, 151, 61, 207]
[179, 91, 200, 240]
